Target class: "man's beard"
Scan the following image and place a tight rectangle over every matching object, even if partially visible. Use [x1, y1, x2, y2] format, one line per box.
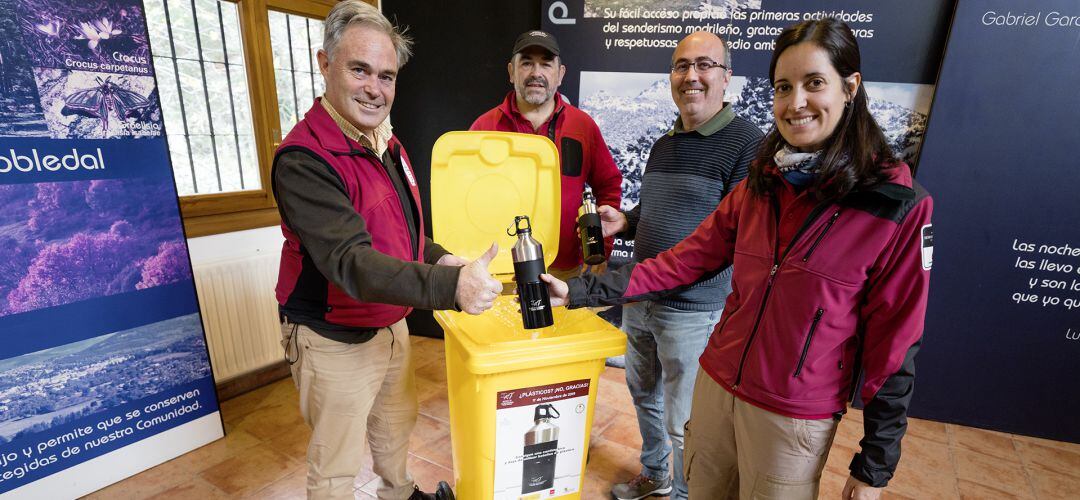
[517, 77, 554, 106]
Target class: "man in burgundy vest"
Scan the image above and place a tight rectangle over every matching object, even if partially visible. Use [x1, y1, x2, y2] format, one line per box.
[272, 2, 500, 499]
[470, 30, 623, 279]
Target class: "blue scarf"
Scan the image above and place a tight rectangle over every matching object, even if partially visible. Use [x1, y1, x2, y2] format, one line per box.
[774, 146, 823, 188]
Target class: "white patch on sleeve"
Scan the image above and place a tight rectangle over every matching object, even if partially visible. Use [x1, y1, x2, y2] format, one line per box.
[400, 155, 417, 187]
[920, 224, 933, 271]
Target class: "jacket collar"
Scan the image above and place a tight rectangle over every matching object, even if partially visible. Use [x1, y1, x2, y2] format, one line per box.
[669, 103, 734, 136]
[764, 156, 916, 201]
[302, 97, 395, 156]
[868, 163, 916, 201]
[497, 90, 566, 128]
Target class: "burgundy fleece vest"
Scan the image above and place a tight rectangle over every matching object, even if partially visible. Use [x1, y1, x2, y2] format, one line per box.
[275, 101, 425, 328]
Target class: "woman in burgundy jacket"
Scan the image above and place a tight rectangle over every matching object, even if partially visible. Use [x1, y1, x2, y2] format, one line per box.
[542, 18, 932, 500]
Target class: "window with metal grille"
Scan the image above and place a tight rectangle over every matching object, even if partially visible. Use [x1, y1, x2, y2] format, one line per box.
[145, 0, 259, 197]
[130, 0, 370, 236]
[269, 10, 324, 139]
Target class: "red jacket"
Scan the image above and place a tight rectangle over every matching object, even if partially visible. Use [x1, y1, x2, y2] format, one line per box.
[275, 103, 426, 328]
[569, 162, 932, 487]
[470, 92, 622, 270]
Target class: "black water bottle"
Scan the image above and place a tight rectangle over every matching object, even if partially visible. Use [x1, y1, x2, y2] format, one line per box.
[578, 187, 605, 266]
[509, 215, 554, 329]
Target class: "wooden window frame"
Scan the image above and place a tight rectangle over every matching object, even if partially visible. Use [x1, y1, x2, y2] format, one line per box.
[180, 0, 373, 237]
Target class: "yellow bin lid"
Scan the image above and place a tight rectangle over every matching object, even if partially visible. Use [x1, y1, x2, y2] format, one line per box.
[430, 131, 561, 281]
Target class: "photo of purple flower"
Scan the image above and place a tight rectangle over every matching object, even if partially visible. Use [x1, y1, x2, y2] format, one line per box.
[34, 19, 62, 38]
[15, 0, 152, 77]
[0, 177, 190, 317]
[35, 68, 162, 138]
[75, 18, 123, 51]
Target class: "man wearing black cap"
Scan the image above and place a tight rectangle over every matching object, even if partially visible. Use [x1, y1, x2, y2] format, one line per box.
[470, 30, 622, 279]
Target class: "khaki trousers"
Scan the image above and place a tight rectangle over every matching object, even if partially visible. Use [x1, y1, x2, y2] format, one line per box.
[282, 319, 418, 500]
[683, 368, 838, 499]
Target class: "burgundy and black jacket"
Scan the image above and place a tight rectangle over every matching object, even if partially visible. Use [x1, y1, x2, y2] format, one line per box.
[568, 162, 933, 487]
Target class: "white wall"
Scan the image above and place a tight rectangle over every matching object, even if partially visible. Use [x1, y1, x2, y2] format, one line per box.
[187, 226, 283, 266]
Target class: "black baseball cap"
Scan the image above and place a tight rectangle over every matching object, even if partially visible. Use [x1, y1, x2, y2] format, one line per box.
[511, 30, 560, 57]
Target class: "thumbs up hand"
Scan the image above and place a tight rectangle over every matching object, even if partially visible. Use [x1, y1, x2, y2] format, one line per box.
[436, 253, 470, 267]
[455, 242, 503, 315]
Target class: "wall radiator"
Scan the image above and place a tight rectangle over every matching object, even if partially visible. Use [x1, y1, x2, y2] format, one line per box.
[192, 253, 283, 383]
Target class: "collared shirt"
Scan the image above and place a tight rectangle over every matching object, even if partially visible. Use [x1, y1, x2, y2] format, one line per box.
[320, 96, 393, 156]
[669, 103, 735, 137]
[506, 92, 565, 136]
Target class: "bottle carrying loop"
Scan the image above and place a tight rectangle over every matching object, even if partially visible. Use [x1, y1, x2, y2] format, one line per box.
[507, 215, 532, 237]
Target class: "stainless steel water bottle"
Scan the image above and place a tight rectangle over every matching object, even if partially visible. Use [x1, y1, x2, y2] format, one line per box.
[578, 187, 605, 266]
[509, 215, 554, 329]
[522, 404, 560, 493]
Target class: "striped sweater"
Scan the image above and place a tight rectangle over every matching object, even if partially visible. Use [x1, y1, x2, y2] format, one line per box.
[623, 105, 763, 311]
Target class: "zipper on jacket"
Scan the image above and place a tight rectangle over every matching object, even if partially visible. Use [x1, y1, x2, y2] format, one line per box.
[732, 197, 831, 391]
[802, 210, 841, 262]
[793, 308, 825, 377]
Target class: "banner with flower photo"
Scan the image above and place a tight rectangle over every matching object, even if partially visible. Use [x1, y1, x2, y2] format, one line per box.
[0, 0, 222, 496]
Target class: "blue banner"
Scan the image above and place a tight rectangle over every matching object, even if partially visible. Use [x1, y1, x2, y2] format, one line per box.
[911, 0, 1080, 443]
[0, 137, 172, 185]
[0, 377, 217, 492]
[0, 0, 223, 494]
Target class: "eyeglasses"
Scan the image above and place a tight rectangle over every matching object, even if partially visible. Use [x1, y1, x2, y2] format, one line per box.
[670, 59, 729, 75]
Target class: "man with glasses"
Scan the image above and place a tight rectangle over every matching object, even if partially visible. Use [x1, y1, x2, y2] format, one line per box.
[596, 31, 763, 500]
[470, 30, 622, 280]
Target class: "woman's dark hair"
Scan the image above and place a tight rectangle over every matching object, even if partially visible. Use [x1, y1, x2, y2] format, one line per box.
[748, 18, 895, 200]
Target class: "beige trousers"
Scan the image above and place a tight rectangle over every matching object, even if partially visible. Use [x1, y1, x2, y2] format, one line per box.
[683, 368, 838, 499]
[282, 319, 418, 500]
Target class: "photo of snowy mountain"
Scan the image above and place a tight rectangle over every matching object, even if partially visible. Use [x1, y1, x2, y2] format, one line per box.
[580, 71, 932, 213]
[864, 82, 933, 162]
[580, 72, 677, 210]
[0, 313, 211, 443]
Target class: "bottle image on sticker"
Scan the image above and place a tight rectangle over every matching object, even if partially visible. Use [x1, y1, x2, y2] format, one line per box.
[521, 403, 560, 493]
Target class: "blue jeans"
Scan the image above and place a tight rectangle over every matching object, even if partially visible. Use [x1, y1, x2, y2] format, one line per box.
[622, 301, 721, 500]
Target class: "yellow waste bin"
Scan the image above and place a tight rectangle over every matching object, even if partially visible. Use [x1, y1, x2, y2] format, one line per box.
[430, 132, 626, 499]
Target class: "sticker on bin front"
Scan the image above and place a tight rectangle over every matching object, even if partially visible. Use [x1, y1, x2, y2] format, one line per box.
[493, 379, 590, 499]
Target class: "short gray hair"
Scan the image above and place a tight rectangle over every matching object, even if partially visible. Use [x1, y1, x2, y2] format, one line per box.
[323, 0, 413, 68]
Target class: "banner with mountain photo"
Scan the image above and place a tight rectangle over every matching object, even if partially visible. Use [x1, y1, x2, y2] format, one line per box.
[542, 0, 951, 326]
[0, 0, 222, 497]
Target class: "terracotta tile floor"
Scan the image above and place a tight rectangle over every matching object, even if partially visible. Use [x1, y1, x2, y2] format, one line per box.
[85, 337, 1080, 499]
